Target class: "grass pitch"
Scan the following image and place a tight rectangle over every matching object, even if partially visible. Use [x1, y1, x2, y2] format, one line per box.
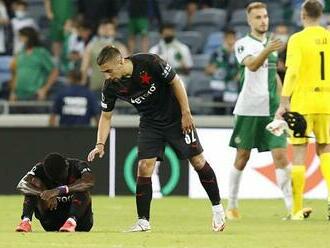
[0, 196, 329, 248]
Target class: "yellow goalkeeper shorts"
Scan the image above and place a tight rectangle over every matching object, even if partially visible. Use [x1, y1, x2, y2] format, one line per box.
[289, 114, 330, 145]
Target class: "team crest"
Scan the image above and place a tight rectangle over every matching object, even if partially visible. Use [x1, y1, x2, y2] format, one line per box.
[139, 71, 152, 85]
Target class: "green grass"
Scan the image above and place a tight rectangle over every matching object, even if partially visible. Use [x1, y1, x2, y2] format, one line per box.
[0, 196, 329, 248]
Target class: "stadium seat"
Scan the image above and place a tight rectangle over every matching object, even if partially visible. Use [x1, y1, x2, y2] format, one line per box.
[148, 31, 160, 48]
[0, 56, 12, 84]
[203, 32, 224, 55]
[177, 31, 203, 54]
[162, 10, 187, 30]
[190, 9, 226, 41]
[233, 24, 250, 37]
[191, 9, 227, 28]
[192, 54, 211, 71]
[229, 9, 246, 26]
[186, 70, 212, 96]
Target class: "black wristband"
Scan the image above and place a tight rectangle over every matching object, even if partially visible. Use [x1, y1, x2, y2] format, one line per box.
[96, 143, 105, 146]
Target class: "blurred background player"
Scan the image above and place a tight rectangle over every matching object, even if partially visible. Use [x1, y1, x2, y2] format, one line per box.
[276, 0, 330, 220]
[11, 0, 38, 54]
[81, 19, 128, 95]
[49, 70, 99, 127]
[149, 23, 193, 88]
[226, 2, 293, 220]
[44, 0, 74, 63]
[87, 46, 225, 232]
[15, 153, 95, 232]
[9, 27, 58, 102]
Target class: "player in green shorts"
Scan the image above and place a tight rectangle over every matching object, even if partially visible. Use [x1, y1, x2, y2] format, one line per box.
[226, 2, 294, 221]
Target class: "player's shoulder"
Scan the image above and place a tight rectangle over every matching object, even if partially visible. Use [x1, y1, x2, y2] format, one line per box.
[235, 35, 252, 46]
[27, 161, 44, 177]
[131, 53, 164, 65]
[67, 158, 91, 172]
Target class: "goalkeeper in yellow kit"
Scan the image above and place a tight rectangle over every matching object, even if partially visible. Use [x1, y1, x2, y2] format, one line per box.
[277, 0, 330, 220]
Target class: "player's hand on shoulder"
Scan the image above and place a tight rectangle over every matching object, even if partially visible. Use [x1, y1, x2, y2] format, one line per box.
[181, 111, 195, 134]
[266, 38, 283, 53]
[87, 144, 105, 162]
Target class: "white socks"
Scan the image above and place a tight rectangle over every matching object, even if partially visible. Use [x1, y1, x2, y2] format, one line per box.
[22, 217, 30, 222]
[67, 217, 77, 225]
[275, 167, 293, 212]
[227, 167, 243, 209]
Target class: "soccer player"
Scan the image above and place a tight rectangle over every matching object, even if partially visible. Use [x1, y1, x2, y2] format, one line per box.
[15, 153, 94, 232]
[276, 0, 330, 220]
[87, 46, 226, 232]
[226, 2, 293, 220]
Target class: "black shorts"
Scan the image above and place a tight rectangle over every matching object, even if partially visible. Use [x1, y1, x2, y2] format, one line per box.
[35, 204, 93, 232]
[137, 121, 203, 160]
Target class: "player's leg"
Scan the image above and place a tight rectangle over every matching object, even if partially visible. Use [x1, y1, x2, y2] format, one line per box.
[314, 114, 330, 220]
[34, 200, 67, 231]
[127, 125, 163, 232]
[228, 115, 260, 219]
[15, 195, 38, 232]
[226, 148, 251, 219]
[188, 152, 226, 232]
[290, 144, 308, 219]
[271, 148, 292, 217]
[165, 123, 225, 231]
[60, 192, 93, 232]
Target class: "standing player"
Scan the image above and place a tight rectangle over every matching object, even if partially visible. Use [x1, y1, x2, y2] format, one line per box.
[226, 2, 293, 220]
[87, 46, 226, 232]
[276, 0, 330, 220]
[15, 153, 94, 232]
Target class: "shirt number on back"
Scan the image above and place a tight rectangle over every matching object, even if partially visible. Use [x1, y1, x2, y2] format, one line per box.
[320, 51, 325, 80]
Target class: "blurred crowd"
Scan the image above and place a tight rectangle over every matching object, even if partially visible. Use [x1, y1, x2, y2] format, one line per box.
[0, 0, 329, 125]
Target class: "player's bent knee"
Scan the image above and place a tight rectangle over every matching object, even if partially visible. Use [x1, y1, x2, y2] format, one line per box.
[137, 159, 156, 176]
[189, 153, 205, 170]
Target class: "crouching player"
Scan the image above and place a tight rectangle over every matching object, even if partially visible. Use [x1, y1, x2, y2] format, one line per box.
[15, 153, 95, 232]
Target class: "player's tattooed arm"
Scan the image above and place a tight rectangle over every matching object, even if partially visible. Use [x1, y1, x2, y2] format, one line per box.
[17, 174, 46, 196]
[68, 172, 95, 193]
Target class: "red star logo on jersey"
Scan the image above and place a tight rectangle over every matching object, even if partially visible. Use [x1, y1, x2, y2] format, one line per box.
[140, 72, 152, 85]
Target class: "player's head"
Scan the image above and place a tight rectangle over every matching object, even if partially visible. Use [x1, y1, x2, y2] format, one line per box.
[223, 27, 236, 48]
[14, 0, 28, 17]
[67, 70, 82, 85]
[18, 27, 40, 49]
[43, 153, 69, 184]
[97, 19, 116, 38]
[97, 45, 126, 81]
[246, 2, 269, 35]
[159, 23, 176, 44]
[301, 0, 323, 25]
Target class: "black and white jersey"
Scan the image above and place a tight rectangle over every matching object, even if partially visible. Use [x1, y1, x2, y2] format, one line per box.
[101, 53, 182, 127]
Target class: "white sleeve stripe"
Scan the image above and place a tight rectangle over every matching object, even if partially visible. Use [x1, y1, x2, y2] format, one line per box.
[101, 102, 108, 109]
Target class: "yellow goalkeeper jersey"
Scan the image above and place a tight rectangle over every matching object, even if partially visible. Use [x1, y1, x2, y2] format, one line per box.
[282, 26, 330, 114]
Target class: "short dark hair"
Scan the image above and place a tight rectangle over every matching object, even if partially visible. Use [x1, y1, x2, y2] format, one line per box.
[43, 153, 68, 181]
[223, 27, 236, 36]
[15, 0, 28, 7]
[96, 45, 121, 66]
[98, 18, 115, 27]
[159, 23, 175, 33]
[67, 70, 82, 84]
[18, 27, 40, 48]
[303, 0, 323, 19]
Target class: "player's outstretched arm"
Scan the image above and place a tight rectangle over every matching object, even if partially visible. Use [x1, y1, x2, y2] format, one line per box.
[243, 38, 283, 72]
[87, 111, 113, 162]
[17, 174, 46, 196]
[170, 75, 194, 134]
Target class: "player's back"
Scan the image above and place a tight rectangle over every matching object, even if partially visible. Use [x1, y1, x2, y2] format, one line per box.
[287, 26, 330, 114]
